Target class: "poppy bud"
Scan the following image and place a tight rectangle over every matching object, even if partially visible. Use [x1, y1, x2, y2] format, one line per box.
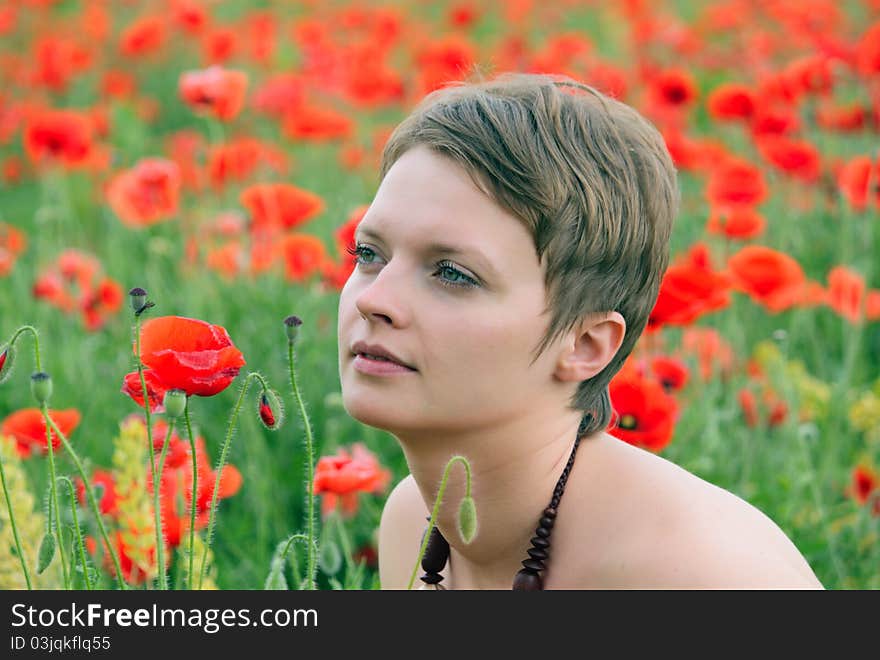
[129, 287, 147, 312]
[0, 343, 14, 384]
[163, 388, 187, 419]
[37, 531, 56, 574]
[457, 495, 478, 544]
[283, 315, 302, 344]
[30, 372, 53, 404]
[258, 389, 284, 430]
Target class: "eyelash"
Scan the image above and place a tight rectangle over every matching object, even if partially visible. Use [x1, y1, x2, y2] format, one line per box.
[345, 244, 480, 289]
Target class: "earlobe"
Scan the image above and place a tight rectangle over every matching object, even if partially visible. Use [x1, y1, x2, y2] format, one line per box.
[555, 312, 626, 382]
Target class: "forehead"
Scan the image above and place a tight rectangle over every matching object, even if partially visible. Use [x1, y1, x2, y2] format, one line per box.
[359, 146, 540, 268]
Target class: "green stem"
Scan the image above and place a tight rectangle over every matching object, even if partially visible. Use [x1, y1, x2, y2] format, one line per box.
[198, 372, 268, 590]
[184, 404, 197, 591]
[0, 443, 32, 589]
[153, 420, 175, 590]
[133, 315, 161, 586]
[288, 341, 318, 590]
[59, 477, 91, 590]
[40, 406, 69, 589]
[44, 413, 126, 589]
[7, 325, 41, 372]
[406, 455, 472, 591]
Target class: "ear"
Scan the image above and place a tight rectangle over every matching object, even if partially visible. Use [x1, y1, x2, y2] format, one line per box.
[553, 312, 627, 383]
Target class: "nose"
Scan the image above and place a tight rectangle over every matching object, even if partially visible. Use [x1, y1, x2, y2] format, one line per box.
[353, 262, 408, 327]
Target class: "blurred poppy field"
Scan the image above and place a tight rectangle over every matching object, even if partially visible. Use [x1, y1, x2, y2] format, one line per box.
[1, 0, 879, 590]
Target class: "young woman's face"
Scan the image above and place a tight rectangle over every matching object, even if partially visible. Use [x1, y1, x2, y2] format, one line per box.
[337, 145, 566, 435]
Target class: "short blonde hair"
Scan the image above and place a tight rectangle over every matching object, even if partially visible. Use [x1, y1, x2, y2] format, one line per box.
[379, 71, 679, 435]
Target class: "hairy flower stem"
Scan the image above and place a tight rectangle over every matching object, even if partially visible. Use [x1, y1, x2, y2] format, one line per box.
[198, 372, 268, 590]
[288, 341, 317, 590]
[0, 448, 32, 589]
[184, 405, 197, 591]
[9, 325, 70, 589]
[7, 325, 42, 372]
[133, 315, 163, 587]
[406, 456, 473, 591]
[154, 420, 175, 590]
[45, 414, 126, 589]
[60, 477, 90, 590]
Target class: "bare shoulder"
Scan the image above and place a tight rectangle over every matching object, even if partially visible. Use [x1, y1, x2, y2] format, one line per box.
[378, 473, 435, 590]
[565, 434, 824, 589]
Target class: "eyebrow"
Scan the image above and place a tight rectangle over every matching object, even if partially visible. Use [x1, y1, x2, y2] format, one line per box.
[355, 225, 499, 280]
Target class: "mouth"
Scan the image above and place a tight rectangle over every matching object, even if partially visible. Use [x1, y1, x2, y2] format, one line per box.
[352, 352, 418, 373]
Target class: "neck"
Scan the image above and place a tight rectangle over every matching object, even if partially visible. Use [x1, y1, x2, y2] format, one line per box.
[397, 409, 585, 589]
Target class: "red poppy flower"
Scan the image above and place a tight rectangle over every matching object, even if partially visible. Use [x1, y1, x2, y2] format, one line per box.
[23, 108, 94, 168]
[313, 444, 391, 518]
[738, 388, 759, 428]
[727, 245, 807, 312]
[749, 104, 800, 138]
[647, 68, 697, 109]
[706, 207, 766, 240]
[152, 435, 242, 548]
[856, 21, 880, 78]
[120, 15, 166, 57]
[0, 223, 26, 277]
[240, 183, 325, 232]
[121, 369, 168, 413]
[648, 242, 731, 331]
[76, 469, 118, 516]
[252, 74, 306, 117]
[279, 234, 329, 282]
[87, 531, 155, 585]
[179, 66, 248, 122]
[125, 316, 245, 399]
[207, 138, 288, 188]
[282, 104, 354, 141]
[650, 356, 690, 392]
[826, 266, 866, 324]
[837, 156, 880, 211]
[202, 26, 238, 65]
[706, 157, 768, 209]
[707, 83, 756, 122]
[816, 103, 866, 132]
[1, 408, 80, 458]
[608, 367, 678, 452]
[848, 465, 878, 509]
[106, 158, 181, 228]
[755, 136, 821, 183]
[32, 249, 123, 330]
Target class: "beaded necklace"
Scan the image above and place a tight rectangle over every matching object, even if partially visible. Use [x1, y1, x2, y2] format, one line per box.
[417, 414, 590, 590]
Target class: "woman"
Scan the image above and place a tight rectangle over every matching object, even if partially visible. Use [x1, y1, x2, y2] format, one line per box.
[336, 72, 823, 589]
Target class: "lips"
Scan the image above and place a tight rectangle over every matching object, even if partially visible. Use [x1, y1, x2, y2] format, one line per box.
[350, 340, 416, 370]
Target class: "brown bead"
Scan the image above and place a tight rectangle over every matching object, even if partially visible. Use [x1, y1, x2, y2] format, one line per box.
[539, 516, 554, 529]
[543, 507, 557, 518]
[521, 558, 545, 571]
[420, 572, 444, 585]
[527, 547, 548, 560]
[535, 526, 551, 538]
[512, 569, 543, 590]
[530, 536, 550, 548]
[421, 527, 449, 573]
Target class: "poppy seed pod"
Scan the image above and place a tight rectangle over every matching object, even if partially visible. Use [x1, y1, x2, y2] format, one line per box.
[129, 287, 147, 313]
[283, 315, 302, 344]
[457, 496, 478, 544]
[0, 343, 14, 384]
[163, 389, 187, 419]
[30, 372, 53, 404]
[258, 389, 284, 430]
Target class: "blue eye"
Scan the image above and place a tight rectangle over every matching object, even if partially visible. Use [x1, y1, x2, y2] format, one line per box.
[345, 244, 479, 290]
